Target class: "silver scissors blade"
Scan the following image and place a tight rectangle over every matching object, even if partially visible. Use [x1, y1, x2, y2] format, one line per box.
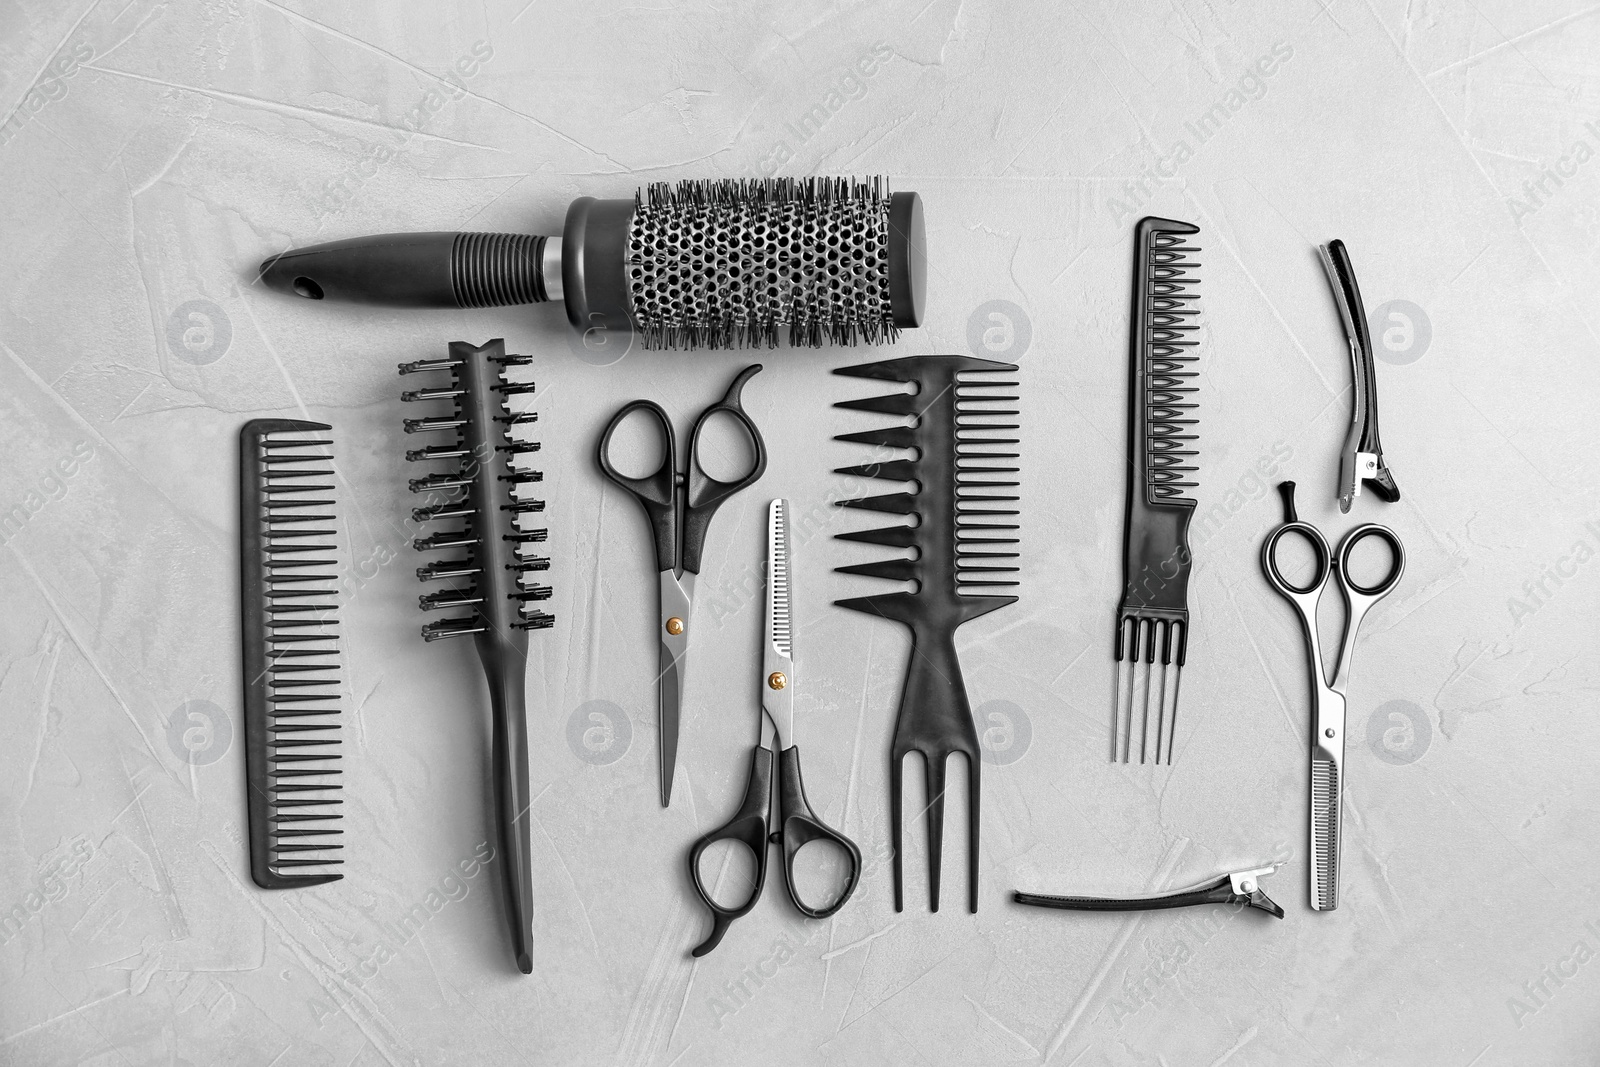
[657, 569, 693, 806]
[762, 499, 795, 748]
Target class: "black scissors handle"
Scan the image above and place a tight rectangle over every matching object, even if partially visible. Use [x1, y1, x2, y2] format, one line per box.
[1262, 481, 1333, 597]
[688, 743, 861, 957]
[682, 364, 768, 575]
[688, 745, 773, 958]
[775, 745, 862, 918]
[597, 400, 679, 573]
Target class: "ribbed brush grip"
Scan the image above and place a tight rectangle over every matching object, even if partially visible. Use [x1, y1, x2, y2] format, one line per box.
[451, 233, 549, 308]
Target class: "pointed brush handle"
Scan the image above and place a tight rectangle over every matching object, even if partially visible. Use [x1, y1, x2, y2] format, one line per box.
[478, 637, 536, 974]
[258, 232, 557, 308]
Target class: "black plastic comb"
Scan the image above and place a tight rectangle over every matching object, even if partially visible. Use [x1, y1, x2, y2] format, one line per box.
[833, 354, 1020, 913]
[239, 419, 344, 889]
[1113, 217, 1202, 766]
[400, 338, 551, 975]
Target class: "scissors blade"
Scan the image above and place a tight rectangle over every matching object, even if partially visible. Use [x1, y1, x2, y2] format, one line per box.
[763, 499, 795, 748]
[657, 570, 693, 807]
[1309, 688, 1346, 911]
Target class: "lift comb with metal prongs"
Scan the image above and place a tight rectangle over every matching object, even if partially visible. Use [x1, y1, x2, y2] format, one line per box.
[1112, 217, 1202, 766]
[832, 353, 1020, 913]
[399, 338, 550, 974]
[239, 419, 344, 889]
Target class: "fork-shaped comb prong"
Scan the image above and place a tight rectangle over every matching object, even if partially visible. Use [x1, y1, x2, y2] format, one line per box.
[891, 627, 982, 913]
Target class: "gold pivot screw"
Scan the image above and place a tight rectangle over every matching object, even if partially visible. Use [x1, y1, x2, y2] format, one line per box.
[768, 672, 787, 690]
[666, 617, 685, 636]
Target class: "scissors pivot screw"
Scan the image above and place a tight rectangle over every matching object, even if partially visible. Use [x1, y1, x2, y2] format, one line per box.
[666, 617, 685, 636]
[1326, 728, 1335, 738]
[768, 671, 787, 690]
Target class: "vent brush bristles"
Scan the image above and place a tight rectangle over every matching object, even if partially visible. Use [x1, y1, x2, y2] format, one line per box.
[1112, 217, 1202, 767]
[832, 354, 1020, 915]
[400, 338, 550, 974]
[239, 419, 344, 889]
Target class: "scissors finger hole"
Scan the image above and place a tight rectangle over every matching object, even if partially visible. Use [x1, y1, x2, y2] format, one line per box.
[602, 406, 670, 479]
[696, 838, 761, 911]
[789, 838, 856, 913]
[1267, 526, 1327, 594]
[1341, 526, 1404, 595]
[694, 408, 760, 482]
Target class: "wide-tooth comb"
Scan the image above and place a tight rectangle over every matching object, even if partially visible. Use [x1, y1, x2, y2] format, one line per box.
[240, 419, 344, 889]
[400, 339, 551, 975]
[832, 354, 1020, 914]
[1113, 217, 1201, 767]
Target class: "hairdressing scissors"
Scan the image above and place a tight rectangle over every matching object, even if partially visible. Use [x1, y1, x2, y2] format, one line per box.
[597, 364, 767, 807]
[687, 499, 861, 956]
[1261, 481, 1404, 911]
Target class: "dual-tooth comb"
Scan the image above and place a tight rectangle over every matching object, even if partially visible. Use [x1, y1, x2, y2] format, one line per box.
[1112, 217, 1202, 766]
[833, 354, 1020, 913]
[240, 419, 344, 889]
[400, 339, 552, 975]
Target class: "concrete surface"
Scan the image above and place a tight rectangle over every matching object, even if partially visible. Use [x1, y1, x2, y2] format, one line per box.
[1, 1, 1597, 1064]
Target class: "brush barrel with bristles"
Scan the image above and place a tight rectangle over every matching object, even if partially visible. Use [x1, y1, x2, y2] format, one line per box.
[400, 338, 549, 975]
[257, 178, 926, 351]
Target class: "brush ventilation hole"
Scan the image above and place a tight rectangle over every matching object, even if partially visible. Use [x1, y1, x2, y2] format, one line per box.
[627, 176, 896, 350]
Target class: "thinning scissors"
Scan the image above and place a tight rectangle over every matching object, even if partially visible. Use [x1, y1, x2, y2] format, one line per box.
[687, 499, 861, 956]
[597, 365, 767, 807]
[1261, 481, 1404, 911]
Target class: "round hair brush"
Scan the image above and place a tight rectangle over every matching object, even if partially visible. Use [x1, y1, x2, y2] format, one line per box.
[257, 177, 926, 350]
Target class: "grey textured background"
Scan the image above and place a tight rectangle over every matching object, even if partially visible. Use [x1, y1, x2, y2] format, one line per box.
[1, 1, 1597, 1064]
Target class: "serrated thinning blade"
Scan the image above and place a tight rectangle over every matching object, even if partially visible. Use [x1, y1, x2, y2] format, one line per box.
[767, 500, 792, 657]
[764, 499, 795, 746]
[1310, 757, 1340, 910]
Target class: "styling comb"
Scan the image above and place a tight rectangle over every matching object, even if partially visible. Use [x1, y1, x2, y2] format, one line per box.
[239, 419, 344, 889]
[1112, 217, 1202, 766]
[832, 354, 1020, 912]
[400, 338, 552, 975]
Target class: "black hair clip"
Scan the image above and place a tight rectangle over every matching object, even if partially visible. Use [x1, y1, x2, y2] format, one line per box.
[1013, 864, 1284, 919]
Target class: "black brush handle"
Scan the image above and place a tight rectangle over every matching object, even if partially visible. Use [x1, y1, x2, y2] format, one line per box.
[258, 232, 552, 308]
[479, 636, 536, 974]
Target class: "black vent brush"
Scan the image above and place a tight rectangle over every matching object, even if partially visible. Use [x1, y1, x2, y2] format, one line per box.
[239, 419, 344, 889]
[400, 338, 552, 975]
[259, 177, 925, 350]
[1112, 217, 1202, 766]
[832, 354, 1020, 913]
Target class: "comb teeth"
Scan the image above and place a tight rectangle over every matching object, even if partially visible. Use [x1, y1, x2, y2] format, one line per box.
[240, 420, 344, 889]
[833, 355, 1022, 607]
[1142, 227, 1202, 505]
[401, 341, 554, 646]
